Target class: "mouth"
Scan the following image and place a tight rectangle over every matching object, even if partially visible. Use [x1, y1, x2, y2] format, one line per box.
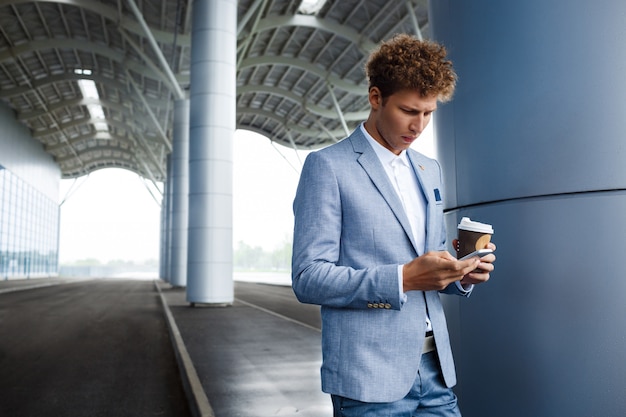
[401, 135, 416, 144]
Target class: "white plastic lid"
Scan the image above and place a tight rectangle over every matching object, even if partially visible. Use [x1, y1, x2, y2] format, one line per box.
[458, 217, 494, 234]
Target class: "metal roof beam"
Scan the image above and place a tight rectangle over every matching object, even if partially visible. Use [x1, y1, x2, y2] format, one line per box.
[239, 55, 364, 94]
[45, 131, 136, 152]
[326, 82, 350, 136]
[134, 155, 161, 192]
[119, 29, 181, 97]
[0, 39, 171, 89]
[125, 68, 173, 152]
[238, 0, 264, 35]
[32, 115, 144, 139]
[255, 14, 376, 53]
[238, 107, 347, 138]
[237, 0, 270, 70]
[405, 0, 423, 40]
[18, 97, 129, 121]
[55, 145, 137, 163]
[124, 0, 184, 99]
[4, 0, 191, 45]
[313, 117, 340, 143]
[284, 129, 303, 166]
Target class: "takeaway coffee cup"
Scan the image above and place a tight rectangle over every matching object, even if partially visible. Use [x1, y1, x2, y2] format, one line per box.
[457, 217, 494, 259]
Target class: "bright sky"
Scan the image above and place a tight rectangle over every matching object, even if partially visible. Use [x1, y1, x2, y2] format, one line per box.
[58, 125, 434, 264]
[58, 130, 309, 263]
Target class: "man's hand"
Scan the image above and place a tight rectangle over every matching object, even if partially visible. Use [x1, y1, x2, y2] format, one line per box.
[402, 242, 497, 292]
[458, 242, 496, 287]
[402, 251, 481, 292]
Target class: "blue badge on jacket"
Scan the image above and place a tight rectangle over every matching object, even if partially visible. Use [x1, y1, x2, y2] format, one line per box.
[434, 188, 441, 201]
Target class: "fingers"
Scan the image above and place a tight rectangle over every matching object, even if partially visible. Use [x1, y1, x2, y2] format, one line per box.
[478, 252, 495, 264]
[425, 250, 480, 276]
[477, 259, 495, 272]
[453, 240, 496, 253]
[404, 249, 494, 292]
[457, 257, 481, 276]
[438, 250, 458, 262]
[460, 250, 495, 285]
[403, 251, 476, 292]
[461, 270, 490, 286]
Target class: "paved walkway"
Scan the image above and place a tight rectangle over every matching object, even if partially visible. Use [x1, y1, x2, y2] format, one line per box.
[157, 280, 331, 417]
[0, 277, 331, 417]
[0, 278, 191, 417]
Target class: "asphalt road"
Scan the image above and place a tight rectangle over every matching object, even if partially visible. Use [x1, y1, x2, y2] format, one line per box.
[0, 279, 191, 417]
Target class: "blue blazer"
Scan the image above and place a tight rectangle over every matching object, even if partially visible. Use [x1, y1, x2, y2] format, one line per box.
[292, 128, 471, 403]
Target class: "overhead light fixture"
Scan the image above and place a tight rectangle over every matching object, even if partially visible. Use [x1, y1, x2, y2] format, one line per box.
[75, 69, 109, 133]
[298, 0, 328, 15]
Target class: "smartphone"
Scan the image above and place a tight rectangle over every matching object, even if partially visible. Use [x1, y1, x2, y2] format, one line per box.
[459, 248, 493, 261]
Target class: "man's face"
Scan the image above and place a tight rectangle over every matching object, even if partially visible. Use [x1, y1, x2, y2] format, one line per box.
[366, 87, 438, 155]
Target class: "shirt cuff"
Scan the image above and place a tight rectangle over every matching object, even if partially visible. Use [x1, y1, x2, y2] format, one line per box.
[455, 280, 473, 294]
[398, 264, 408, 303]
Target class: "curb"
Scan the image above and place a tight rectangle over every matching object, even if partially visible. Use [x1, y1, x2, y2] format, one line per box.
[0, 282, 60, 294]
[154, 280, 215, 417]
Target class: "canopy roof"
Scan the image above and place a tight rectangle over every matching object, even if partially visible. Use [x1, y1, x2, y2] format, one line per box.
[0, 0, 429, 181]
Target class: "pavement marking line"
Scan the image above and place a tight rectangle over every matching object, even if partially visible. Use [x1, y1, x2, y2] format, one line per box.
[0, 278, 99, 295]
[235, 297, 321, 333]
[154, 280, 216, 417]
[0, 282, 61, 294]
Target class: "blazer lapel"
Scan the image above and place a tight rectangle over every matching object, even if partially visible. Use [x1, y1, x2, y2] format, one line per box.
[350, 132, 418, 251]
[407, 151, 439, 252]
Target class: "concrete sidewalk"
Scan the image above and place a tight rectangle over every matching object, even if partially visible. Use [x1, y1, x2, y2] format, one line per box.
[156, 280, 331, 417]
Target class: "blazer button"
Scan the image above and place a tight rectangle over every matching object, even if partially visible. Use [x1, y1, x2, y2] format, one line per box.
[367, 303, 373, 308]
[384, 303, 391, 309]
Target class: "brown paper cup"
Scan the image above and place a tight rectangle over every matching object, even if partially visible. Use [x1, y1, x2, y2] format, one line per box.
[457, 217, 494, 259]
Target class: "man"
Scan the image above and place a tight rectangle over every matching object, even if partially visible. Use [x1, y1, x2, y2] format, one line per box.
[291, 34, 496, 416]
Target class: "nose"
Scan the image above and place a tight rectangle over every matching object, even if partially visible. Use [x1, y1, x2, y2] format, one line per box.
[409, 115, 426, 134]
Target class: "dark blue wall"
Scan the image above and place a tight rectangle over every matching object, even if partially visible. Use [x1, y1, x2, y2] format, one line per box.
[431, 1, 626, 415]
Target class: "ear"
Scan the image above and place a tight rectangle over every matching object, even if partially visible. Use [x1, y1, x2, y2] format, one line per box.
[368, 86, 382, 110]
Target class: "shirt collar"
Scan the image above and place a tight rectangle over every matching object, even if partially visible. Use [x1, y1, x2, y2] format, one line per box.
[359, 123, 409, 167]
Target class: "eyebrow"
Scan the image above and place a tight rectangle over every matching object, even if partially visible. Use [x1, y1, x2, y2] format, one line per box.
[401, 105, 437, 113]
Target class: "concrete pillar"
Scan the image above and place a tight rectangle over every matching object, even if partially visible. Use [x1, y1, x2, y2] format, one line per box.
[186, 0, 236, 304]
[430, 1, 626, 415]
[169, 99, 190, 287]
[159, 169, 168, 280]
[160, 154, 173, 283]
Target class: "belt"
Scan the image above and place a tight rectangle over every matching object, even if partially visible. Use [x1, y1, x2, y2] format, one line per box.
[422, 332, 435, 354]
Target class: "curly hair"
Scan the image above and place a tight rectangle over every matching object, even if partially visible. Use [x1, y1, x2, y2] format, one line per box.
[365, 34, 457, 102]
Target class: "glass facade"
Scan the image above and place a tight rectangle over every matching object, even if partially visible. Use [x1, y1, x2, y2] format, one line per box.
[0, 164, 59, 279]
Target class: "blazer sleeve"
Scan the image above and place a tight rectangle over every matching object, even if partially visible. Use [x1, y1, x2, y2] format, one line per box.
[291, 151, 404, 310]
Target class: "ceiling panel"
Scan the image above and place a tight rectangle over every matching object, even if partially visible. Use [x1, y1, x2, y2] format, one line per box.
[0, 0, 429, 181]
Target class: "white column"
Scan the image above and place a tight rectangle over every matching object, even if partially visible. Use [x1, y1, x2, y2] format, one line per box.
[186, 0, 236, 304]
[160, 154, 173, 283]
[158, 160, 169, 281]
[169, 99, 190, 287]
